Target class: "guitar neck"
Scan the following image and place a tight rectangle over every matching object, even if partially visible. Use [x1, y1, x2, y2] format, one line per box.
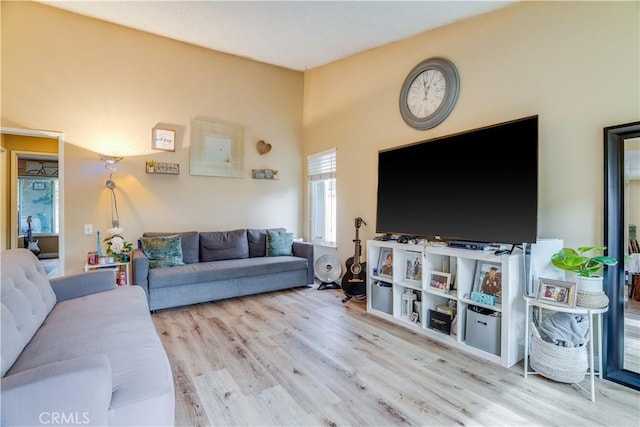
[353, 229, 361, 262]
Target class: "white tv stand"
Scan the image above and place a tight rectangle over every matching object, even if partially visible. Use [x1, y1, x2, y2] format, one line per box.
[366, 240, 525, 368]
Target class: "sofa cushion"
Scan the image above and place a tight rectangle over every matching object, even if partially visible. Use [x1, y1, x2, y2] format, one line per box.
[200, 229, 249, 262]
[148, 256, 308, 289]
[1, 249, 57, 377]
[247, 228, 286, 257]
[143, 231, 199, 264]
[141, 235, 185, 269]
[266, 229, 294, 257]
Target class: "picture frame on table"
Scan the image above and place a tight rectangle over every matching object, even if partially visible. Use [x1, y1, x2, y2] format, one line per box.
[404, 251, 422, 281]
[377, 248, 393, 278]
[474, 261, 502, 297]
[536, 278, 577, 308]
[410, 311, 420, 324]
[428, 271, 451, 293]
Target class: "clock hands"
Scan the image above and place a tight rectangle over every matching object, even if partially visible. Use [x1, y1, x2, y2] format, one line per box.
[408, 70, 446, 117]
[422, 71, 435, 101]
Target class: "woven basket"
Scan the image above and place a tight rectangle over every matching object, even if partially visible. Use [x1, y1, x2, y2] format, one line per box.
[530, 323, 587, 383]
[576, 290, 609, 309]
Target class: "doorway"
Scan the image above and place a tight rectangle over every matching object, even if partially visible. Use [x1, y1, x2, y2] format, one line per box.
[1, 128, 65, 276]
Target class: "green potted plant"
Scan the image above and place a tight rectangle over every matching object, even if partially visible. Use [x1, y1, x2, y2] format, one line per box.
[146, 160, 156, 173]
[551, 246, 618, 293]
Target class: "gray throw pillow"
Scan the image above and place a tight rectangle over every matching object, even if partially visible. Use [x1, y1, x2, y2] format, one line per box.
[266, 229, 294, 257]
[141, 234, 185, 269]
[247, 228, 286, 257]
[200, 229, 249, 261]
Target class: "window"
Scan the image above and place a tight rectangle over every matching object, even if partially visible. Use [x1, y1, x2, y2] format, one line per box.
[308, 148, 336, 246]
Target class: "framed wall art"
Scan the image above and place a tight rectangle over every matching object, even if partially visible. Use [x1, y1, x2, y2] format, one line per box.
[151, 128, 176, 152]
[190, 116, 244, 178]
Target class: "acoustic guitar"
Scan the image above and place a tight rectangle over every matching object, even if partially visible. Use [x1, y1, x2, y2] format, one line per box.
[24, 215, 41, 256]
[341, 217, 367, 302]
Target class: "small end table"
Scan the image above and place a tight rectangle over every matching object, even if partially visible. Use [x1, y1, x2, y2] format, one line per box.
[523, 297, 608, 402]
[84, 261, 131, 286]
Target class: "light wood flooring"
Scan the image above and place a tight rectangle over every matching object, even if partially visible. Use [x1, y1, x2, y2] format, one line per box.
[151, 285, 639, 426]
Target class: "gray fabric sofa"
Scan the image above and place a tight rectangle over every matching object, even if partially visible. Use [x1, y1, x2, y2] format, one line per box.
[132, 228, 314, 311]
[1, 249, 174, 426]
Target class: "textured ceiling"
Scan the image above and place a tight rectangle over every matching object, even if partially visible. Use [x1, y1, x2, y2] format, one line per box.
[40, 1, 517, 71]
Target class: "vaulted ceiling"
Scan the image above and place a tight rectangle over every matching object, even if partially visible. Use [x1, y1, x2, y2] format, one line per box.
[39, 1, 517, 71]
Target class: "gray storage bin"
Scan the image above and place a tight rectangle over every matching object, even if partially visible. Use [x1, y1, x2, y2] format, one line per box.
[465, 305, 501, 356]
[371, 281, 392, 314]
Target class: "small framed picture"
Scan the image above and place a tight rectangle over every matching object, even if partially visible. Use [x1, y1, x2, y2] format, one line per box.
[152, 128, 176, 151]
[377, 248, 393, 278]
[410, 311, 420, 324]
[536, 278, 577, 308]
[428, 271, 451, 293]
[474, 261, 502, 296]
[404, 251, 422, 281]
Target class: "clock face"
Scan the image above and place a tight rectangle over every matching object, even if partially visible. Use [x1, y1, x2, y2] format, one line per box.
[406, 69, 447, 119]
[399, 57, 459, 130]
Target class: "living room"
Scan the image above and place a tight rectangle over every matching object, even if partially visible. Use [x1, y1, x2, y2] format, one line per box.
[2, 0, 639, 425]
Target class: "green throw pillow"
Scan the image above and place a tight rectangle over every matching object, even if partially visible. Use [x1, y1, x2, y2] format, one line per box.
[266, 229, 294, 257]
[141, 234, 185, 269]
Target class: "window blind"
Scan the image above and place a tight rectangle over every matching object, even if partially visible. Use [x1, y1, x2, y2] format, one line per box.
[307, 148, 336, 181]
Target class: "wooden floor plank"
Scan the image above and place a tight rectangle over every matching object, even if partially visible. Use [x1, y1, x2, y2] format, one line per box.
[193, 368, 264, 427]
[153, 286, 640, 426]
[170, 360, 211, 427]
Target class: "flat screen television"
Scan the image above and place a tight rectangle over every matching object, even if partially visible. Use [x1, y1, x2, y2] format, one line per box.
[376, 115, 538, 244]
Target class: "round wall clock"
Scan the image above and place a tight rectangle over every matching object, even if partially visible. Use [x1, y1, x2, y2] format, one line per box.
[399, 57, 460, 130]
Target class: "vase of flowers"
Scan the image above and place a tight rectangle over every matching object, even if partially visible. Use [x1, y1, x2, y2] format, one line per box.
[104, 227, 133, 263]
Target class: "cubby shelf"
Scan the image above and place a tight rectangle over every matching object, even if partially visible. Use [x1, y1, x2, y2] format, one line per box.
[366, 240, 525, 368]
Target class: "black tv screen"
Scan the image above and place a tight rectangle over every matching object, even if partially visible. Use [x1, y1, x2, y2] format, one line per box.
[376, 115, 538, 244]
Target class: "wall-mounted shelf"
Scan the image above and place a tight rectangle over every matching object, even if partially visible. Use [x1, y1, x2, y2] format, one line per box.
[146, 161, 179, 175]
[252, 169, 279, 180]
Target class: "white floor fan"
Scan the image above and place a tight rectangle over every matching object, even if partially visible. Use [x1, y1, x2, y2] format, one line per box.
[314, 255, 342, 290]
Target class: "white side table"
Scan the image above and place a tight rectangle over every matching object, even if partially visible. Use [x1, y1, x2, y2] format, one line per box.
[84, 261, 131, 286]
[523, 297, 608, 402]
